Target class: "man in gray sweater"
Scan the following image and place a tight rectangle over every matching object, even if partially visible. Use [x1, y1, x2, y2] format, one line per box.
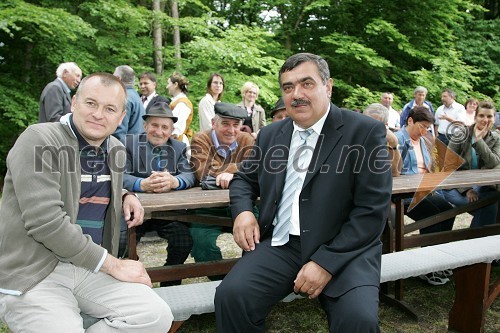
[0, 73, 172, 332]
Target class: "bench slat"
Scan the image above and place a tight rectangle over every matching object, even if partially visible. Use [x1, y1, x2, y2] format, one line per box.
[153, 235, 500, 323]
[381, 235, 500, 283]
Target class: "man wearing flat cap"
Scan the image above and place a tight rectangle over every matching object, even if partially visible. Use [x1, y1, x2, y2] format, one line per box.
[189, 102, 255, 269]
[120, 102, 196, 286]
[270, 97, 288, 123]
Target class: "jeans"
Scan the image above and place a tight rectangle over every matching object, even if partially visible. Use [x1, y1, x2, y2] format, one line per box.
[443, 186, 498, 228]
[404, 191, 455, 234]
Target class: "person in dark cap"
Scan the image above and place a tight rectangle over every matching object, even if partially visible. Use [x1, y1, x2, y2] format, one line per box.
[189, 102, 255, 273]
[119, 101, 196, 287]
[270, 97, 288, 123]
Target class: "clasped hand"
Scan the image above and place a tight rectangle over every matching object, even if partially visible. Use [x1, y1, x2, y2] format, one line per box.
[140, 171, 179, 193]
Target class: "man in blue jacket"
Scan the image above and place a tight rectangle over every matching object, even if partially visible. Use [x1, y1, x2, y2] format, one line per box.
[113, 65, 145, 142]
[400, 86, 435, 133]
[121, 102, 196, 286]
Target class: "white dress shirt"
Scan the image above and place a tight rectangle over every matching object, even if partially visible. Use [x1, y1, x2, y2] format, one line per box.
[289, 108, 329, 236]
[435, 101, 466, 135]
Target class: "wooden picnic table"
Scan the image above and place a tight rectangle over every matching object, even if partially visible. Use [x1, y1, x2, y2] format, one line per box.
[386, 168, 500, 314]
[139, 188, 230, 220]
[132, 169, 500, 283]
[391, 168, 500, 194]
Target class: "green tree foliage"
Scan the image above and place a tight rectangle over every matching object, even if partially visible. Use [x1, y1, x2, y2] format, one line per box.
[0, 0, 498, 183]
[457, 10, 500, 102]
[0, 0, 95, 177]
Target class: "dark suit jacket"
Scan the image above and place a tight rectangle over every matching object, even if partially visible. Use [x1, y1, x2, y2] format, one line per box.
[144, 95, 171, 113]
[123, 133, 196, 191]
[230, 103, 392, 298]
[39, 78, 72, 123]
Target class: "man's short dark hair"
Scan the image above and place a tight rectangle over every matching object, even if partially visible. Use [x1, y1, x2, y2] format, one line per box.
[279, 53, 330, 86]
[407, 106, 434, 124]
[139, 71, 157, 83]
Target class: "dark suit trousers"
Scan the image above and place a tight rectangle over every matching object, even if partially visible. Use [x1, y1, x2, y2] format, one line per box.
[214, 237, 380, 333]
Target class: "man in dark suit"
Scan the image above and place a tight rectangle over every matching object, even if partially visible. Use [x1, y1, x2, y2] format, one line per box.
[215, 53, 392, 332]
[138, 71, 170, 113]
[121, 102, 195, 286]
[39, 62, 82, 123]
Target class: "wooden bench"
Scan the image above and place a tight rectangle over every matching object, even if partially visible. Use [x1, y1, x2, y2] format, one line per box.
[151, 235, 500, 333]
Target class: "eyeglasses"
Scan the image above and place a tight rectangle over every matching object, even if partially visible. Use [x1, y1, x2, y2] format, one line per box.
[416, 122, 429, 134]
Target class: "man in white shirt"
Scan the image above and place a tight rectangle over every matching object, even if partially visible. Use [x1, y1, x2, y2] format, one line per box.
[434, 88, 466, 145]
[434, 88, 466, 170]
[380, 92, 400, 131]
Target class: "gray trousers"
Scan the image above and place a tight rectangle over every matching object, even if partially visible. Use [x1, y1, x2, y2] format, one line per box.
[0, 262, 173, 333]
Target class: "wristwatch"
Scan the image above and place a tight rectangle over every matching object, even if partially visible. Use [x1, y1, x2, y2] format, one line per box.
[122, 190, 139, 200]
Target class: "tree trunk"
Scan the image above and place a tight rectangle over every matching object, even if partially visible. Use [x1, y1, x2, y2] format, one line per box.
[23, 43, 33, 84]
[170, 0, 182, 70]
[152, 0, 163, 75]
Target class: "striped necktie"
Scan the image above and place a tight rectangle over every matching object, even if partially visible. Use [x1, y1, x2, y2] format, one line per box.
[272, 129, 313, 246]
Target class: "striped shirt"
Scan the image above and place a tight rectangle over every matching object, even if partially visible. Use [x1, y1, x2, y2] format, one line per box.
[70, 116, 111, 245]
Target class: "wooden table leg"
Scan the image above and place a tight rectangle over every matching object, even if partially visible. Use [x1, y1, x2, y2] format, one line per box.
[168, 321, 185, 333]
[128, 226, 138, 260]
[448, 263, 491, 333]
[395, 197, 405, 301]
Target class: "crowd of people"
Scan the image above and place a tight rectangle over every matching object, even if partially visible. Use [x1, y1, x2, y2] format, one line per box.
[0, 54, 498, 332]
[363, 88, 499, 285]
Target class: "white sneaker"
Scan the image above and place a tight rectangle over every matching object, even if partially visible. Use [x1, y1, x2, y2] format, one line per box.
[419, 272, 450, 286]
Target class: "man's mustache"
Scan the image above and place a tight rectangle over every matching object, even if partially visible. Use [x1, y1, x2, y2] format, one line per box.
[291, 99, 310, 107]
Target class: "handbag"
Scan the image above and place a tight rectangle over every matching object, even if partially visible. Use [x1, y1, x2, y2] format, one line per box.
[200, 175, 221, 190]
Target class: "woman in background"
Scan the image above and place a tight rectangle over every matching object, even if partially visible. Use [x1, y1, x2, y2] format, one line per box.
[237, 81, 266, 138]
[167, 71, 194, 145]
[463, 98, 479, 126]
[198, 73, 224, 131]
[443, 101, 499, 227]
[396, 106, 455, 285]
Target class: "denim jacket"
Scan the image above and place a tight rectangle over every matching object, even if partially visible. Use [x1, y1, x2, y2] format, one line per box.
[395, 126, 433, 175]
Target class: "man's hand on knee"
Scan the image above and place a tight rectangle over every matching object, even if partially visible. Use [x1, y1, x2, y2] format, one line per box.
[294, 261, 332, 299]
[101, 254, 152, 287]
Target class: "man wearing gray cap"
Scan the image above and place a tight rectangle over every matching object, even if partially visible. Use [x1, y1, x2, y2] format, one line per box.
[189, 102, 255, 269]
[121, 102, 195, 286]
